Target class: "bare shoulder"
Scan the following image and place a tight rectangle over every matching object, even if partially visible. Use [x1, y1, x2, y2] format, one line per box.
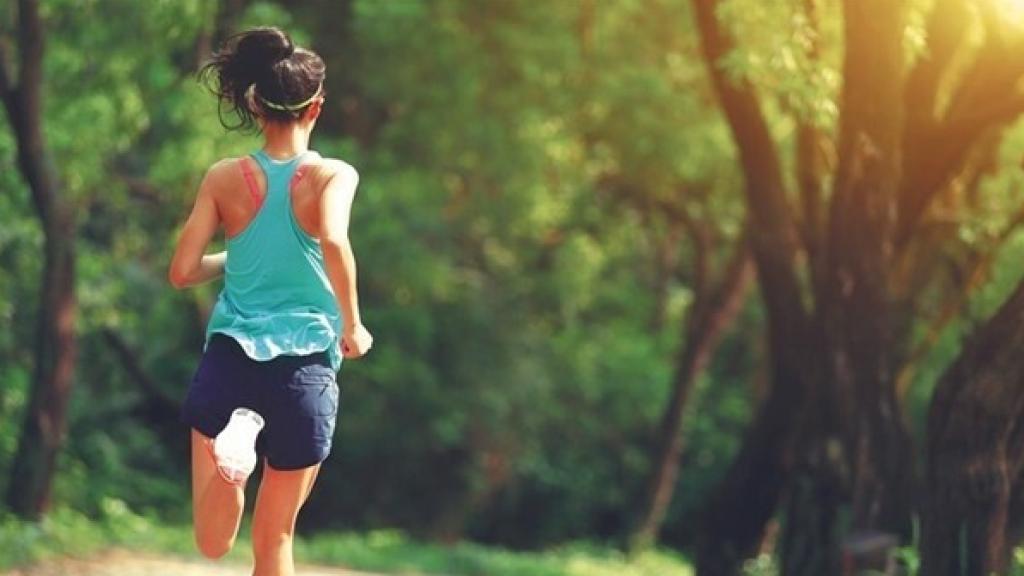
[312, 157, 359, 189]
[202, 157, 244, 189]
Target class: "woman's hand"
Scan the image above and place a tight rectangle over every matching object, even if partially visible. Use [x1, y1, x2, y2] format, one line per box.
[342, 324, 373, 359]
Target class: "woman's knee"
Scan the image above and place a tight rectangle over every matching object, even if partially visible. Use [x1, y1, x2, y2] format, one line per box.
[195, 530, 235, 560]
[252, 527, 293, 556]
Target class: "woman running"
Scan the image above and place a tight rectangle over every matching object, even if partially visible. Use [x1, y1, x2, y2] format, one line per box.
[168, 26, 372, 575]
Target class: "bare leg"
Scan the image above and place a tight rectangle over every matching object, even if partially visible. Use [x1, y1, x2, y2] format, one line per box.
[251, 461, 321, 576]
[190, 428, 246, 559]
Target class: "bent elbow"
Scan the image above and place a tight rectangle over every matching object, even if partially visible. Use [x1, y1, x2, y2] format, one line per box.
[321, 235, 351, 252]
[168, 266, 189, 289]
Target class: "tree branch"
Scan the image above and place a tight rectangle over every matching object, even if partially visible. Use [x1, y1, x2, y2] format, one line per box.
[0, 35, 15, 115]
[903, 0, 970, 131]
[794, 0, 829, 294]
[117, 174, 167, 205]
[691, 0, 808, 332]
[898, 10, 1024, 247]
[947, 91, 1024, 137]
[4, 0, 59, 226]
[631, 229, 752, 550]
[676, 200, 712, 303]
[100, 329, 179, 415]
[17, 0, 42, 136]
[896, 202, 1024, 401]
[690, 2, 816, 565]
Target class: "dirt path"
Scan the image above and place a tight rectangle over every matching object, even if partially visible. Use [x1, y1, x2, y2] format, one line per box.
[2, 548, 397, 576]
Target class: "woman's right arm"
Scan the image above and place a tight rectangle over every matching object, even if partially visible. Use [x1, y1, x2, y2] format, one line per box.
[168, 163, 227, 289]
[320, 160, 373, 359]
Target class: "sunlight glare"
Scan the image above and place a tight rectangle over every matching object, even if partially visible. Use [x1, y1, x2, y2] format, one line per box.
[996, 0, 1024, 26]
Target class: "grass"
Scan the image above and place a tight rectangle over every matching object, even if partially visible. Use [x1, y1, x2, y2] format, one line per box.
[0, 499, 199, 570]
[0, 498, 692, 576]
[294, 531, 689, 576]
[18, 502, 1024, 576]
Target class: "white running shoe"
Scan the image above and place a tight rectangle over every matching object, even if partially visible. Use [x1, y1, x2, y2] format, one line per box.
[212, 408, 264, 484]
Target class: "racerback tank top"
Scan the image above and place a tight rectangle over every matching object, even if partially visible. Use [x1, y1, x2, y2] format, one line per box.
[204, 149, 343, 371]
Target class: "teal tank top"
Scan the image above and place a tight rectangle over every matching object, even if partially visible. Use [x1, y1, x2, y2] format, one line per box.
[205, 149, 343, 371]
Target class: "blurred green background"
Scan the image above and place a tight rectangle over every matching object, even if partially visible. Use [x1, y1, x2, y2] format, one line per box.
[4, 1, 1024, 575]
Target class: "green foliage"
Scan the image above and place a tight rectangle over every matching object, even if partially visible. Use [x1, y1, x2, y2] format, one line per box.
[0, 0, 757, 553]
[297, 531, 691, 576]
[741, 554, 778, 576]
[717, 0, 841, 129]
[0, 499, 193, 570]
[0, 508, 105, 569]
[0, 502, 692, 576]
[296, 0, 754, 546]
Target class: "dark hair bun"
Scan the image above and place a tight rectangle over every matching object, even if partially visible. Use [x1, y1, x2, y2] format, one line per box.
[199, 27, 325, 132]
[235, 27, 294, 73]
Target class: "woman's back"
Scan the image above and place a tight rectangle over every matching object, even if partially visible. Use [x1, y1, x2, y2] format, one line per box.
[204, 149, 349, 369]
[209, 150, 337, 240]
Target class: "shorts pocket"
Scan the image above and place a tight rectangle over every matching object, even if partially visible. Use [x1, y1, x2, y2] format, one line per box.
[288, 364, 339, 419]
[320, 380, 340, 418]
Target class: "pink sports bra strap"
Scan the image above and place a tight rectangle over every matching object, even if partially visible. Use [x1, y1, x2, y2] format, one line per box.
[290, 165, 306, 191]
[239, 157, 263, 208]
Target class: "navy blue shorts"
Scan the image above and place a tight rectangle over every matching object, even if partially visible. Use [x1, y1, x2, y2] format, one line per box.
[180, 334, 341, 470]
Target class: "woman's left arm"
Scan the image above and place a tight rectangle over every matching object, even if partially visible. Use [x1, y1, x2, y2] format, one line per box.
[169, 164, 226, 289]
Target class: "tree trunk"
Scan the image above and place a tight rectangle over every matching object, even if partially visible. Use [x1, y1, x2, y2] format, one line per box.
[778, 467, 843, 576]
[921, 280, 1024, 576]
[772, 4, 915, 573]
[4, 220, 76, 519]
[631, 241, 753, 550]
[0, 0, 78, 520]
[690, 1, 814, 571]
[823, 0, 911, 538]
[695, 353, 807, 576]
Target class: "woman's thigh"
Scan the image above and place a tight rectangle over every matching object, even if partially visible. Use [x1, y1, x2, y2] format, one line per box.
[251, 461, 321, 540]
[190, 428, 245, 529]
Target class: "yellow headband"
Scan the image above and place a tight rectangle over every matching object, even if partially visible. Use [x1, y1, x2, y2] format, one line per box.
[257, 84, 323, 112]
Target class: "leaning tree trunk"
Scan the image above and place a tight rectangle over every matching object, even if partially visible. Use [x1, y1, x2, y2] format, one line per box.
[695, 353, 809, 576]
[0, 0, 78, 520]
[691, 0, 818, 572]
[921, 280, 1024, 576]
[630, 240, 753, 551]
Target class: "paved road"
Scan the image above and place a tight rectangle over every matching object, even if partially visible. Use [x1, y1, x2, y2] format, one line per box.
[3, 549, 391, 576]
